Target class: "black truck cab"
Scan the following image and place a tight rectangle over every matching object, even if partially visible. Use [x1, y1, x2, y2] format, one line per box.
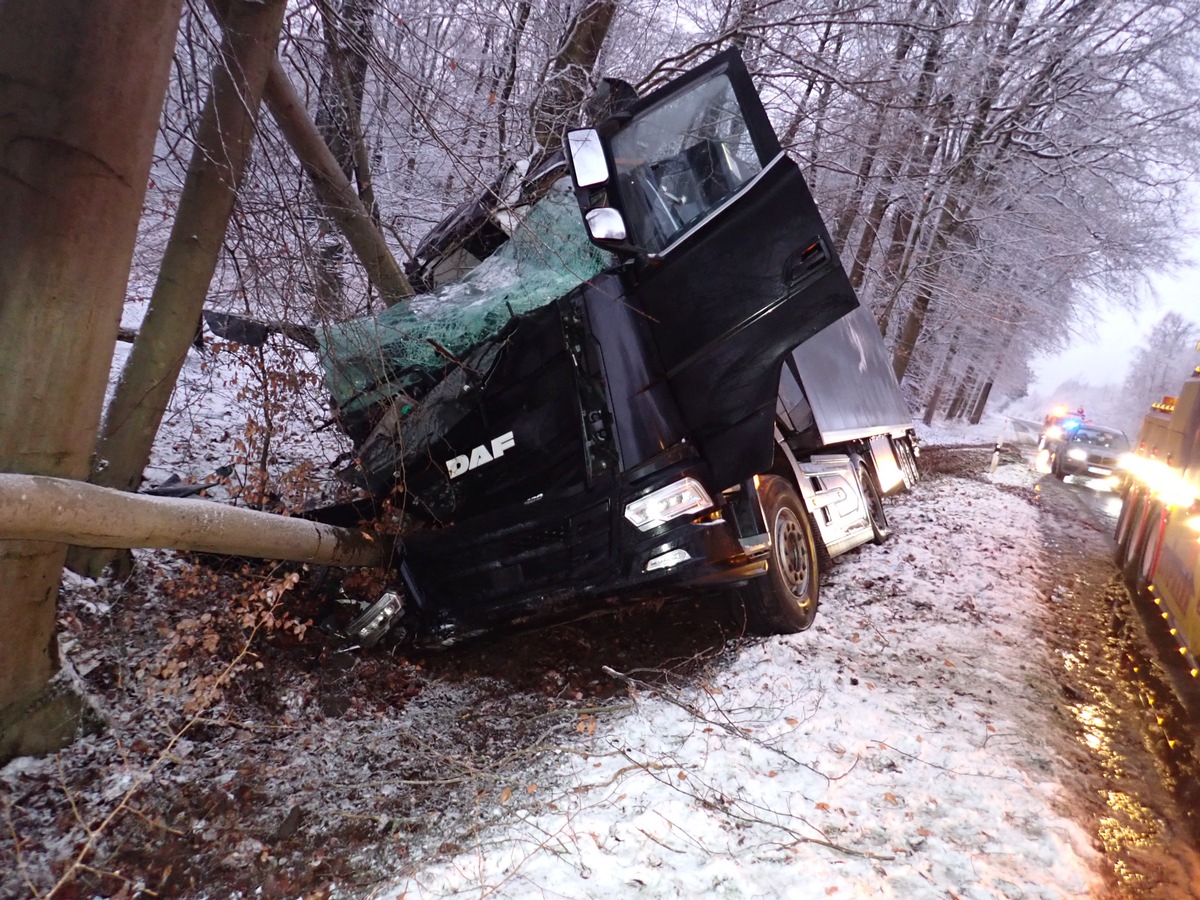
[322, 50, 916, 645]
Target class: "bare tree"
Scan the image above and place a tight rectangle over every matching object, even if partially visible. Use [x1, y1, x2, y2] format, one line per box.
[311, 0, 380, 316]
[529, 0, 619, 155]
[1120, 312, 1200, 425]
[71, 0, 289, 577]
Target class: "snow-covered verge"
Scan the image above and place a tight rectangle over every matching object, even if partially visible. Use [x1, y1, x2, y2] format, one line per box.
[1, 413, 1105, 899]
[384, 455, 1099, 899]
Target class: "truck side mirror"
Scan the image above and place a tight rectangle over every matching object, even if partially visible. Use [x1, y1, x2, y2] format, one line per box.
[585, 207, 627, 241]
[567, 127, 635, 252]
[567, 129, 609, 186]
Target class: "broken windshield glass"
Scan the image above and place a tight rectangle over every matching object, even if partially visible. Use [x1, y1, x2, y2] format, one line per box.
[318, 179, 612, 419]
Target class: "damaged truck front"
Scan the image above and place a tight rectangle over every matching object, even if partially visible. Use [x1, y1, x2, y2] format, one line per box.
[321, 50, 918, 646]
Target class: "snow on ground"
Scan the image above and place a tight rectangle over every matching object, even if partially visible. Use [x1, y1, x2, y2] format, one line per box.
[8, 321, 1105, 896]
[915, 411, 1028, 450]
[384, 458, 1099, 899]
[108, 298, 353, 506]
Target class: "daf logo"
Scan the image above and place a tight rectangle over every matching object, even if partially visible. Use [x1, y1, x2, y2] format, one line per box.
[446, 431, 516, 479]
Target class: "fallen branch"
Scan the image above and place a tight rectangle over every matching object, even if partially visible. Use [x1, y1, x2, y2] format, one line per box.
[602, 665, 826, 778]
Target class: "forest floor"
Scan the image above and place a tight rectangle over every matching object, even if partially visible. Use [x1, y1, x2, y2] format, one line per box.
[5, 434, 1199, 899]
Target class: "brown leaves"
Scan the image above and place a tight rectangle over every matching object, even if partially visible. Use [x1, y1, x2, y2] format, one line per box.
[136, 567, 308, 716]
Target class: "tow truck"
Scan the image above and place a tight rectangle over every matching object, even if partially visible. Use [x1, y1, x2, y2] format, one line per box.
[1114, 364, 1200, 677]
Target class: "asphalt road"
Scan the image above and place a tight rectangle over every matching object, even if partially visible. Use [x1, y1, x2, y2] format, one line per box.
[1004, 428, 1200, 896]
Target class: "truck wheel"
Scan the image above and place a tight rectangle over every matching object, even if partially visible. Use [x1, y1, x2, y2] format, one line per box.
[741, 475, 819, 635]
[855, 459, 891, 544]
[1051, 453, 1066, 480]
[1122, 500, 1158, 593]
[1113, 488, 1139, 565]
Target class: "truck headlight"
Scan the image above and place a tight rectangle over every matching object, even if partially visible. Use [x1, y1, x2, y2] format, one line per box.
[624, 477, 713, 531]
[1067, 448, 1088, 461]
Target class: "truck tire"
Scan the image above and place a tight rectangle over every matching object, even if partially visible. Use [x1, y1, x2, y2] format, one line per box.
[740, 475, 819, 635]
[1122, 499, 1159, 594]
[1113, 487, 1140, 565]
[1051, 452, 1066, 480]
[855, 458, 891, 544]
[896, 437, 920, 488]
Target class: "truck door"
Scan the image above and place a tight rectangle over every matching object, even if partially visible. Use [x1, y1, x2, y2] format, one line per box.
[569, 50, 859, 488]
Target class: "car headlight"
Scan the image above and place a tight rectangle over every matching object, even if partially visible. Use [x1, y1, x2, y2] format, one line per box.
[1067, 448, 1088, 461]
[624, 477, 713, 531]
[1046, 426, 1063, 440]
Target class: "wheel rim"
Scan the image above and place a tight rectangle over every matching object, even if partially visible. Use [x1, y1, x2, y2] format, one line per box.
[774, 507, 812, 607]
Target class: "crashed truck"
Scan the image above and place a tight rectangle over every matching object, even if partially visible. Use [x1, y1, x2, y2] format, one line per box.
[313, 48, 919, 647]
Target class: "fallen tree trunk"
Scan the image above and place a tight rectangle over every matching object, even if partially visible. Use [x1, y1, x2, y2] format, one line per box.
[0, 475, 387, 569]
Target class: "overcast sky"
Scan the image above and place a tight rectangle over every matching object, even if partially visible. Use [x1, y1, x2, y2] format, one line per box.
[1030, 205, 1199, 395]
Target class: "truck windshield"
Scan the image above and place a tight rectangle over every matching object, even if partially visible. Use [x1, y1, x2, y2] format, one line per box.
[610, 74, 762, 253]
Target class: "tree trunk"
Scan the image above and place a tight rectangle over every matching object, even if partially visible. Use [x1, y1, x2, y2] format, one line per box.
[312, 0, 379, 318]
[968, 380, 994, 425]
[891, 280, 935, 382]
[495, 0, 532, 157]
[1, 476, 386, 568]
[944, 367, 975, 420]
[263, 58, 414, 306]
[921, 331, 959, 425]
[530, 0, 618, 156]
[0, 0, 183, 763]
[832, 0, 923, 248]
[804, 28, 844, 187]
[921, 380, 946, 426]
[71, 0, 287, 578]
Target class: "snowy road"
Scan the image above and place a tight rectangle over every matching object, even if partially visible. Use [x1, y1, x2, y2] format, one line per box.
[1032, 464, 1200, 898]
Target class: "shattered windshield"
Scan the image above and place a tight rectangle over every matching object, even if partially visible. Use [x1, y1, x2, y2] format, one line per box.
[318, 180, 611, 417]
